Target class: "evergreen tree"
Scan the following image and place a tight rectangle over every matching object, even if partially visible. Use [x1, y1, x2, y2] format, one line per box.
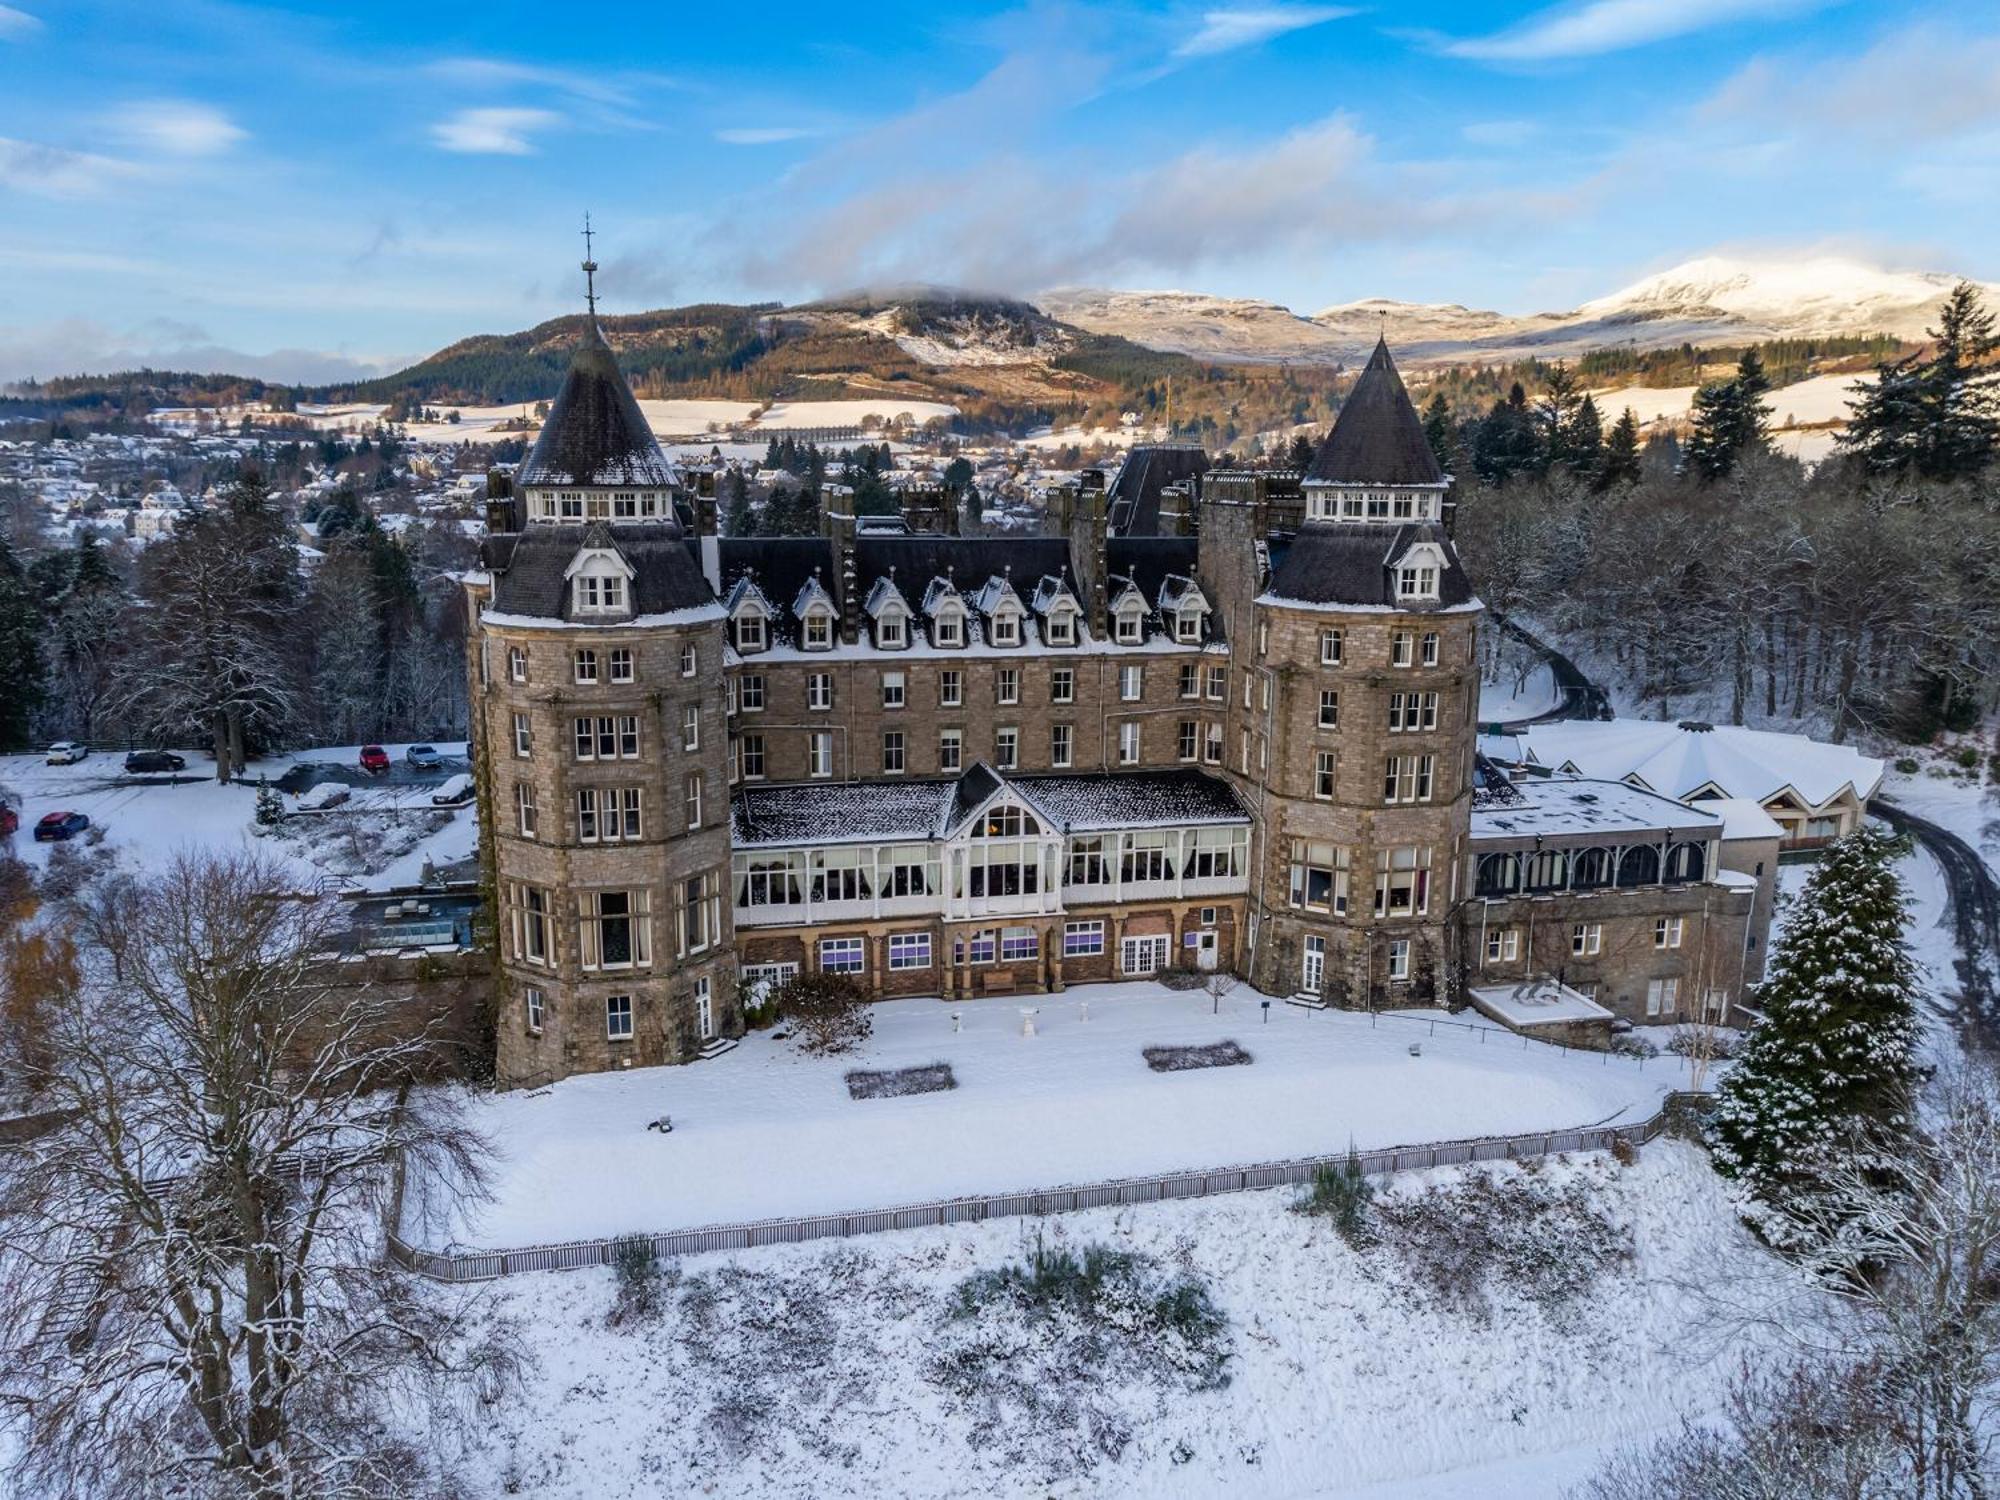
[1598, 408, 1643, 489]
[1709, 824, 1922, 1242]
[1566, 392, 1604, 479]
[721, 470, 754, 538]
[1685, 350, 1772, 480]
[1535, 363, 1586, 471]
[1287, 432, 1317, 471]
[1420, 393, 1457, 476]
[44, 531, 126, 742]
[1471, 384, 1539, 486]
[0, 530, 46, 749]
[1840, 281, 1999, 479]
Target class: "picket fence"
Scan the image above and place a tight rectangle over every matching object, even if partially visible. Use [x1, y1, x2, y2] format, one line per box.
[388, 1092, 1705, 1283]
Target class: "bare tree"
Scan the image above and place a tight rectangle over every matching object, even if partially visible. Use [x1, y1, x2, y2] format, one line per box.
[0, 850, 512, 1499]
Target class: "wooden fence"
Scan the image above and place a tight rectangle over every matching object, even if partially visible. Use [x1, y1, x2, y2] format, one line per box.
[387, 1092, 1706, 1283]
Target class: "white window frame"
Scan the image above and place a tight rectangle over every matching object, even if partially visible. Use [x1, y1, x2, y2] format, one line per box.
[1655, 916, 1684, 949]
[508, 646, 528, 682]
[1121, 933, 1170, 975]
[1119, 664, 1143, 702]
[808, 671, 833, 711]
[808, 731, 833, 778]
[1050, 723, 1073, 768]
[513, 712, 532, 758]
[1573, 923, 1602, 956]
[820, 936, 865, 974]
[888, 932, 932, 971]
[605, 994, 634, 1041]
[939, 729, 963, 772]
[1118, 721, 1140, 765]
[882, 671, 906, 710]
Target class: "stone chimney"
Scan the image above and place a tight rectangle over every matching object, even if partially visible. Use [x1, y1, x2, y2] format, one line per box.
[821, 486, 859, 643]
[1197, 471, 1263, 628]
[1158, 479, 1194, 538]
[483, 469, 519, 533]
[693, 487, 722, 596]
[1064, 470, 1109, 635]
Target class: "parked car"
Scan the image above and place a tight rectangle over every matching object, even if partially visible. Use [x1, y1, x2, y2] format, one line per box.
[359, 745, 390, 774]
[405, 744, 443, 770]
[430, 772, 474, 806]
[296, 782, 352, 811]
[34, 811, 91, 842]
[124, 750, 186, 774]
[44, 741, 87, 765]
[0, 804, 17, 838]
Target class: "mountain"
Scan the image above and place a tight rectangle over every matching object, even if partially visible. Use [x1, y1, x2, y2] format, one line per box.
[1039, 254, 1999, 368]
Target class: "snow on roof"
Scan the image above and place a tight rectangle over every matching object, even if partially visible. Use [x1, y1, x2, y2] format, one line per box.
[1470, 980, 1614, 1030]
[1470, 777, 1721, 843]
[1704, 797, 1786, 842]
[1490, 721, 1884, 810]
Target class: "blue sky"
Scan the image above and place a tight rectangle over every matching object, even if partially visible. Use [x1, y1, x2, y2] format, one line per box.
[1, 0, 1995, 382]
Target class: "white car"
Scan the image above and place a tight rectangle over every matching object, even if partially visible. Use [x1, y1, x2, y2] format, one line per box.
[44, 741, 87, 765]
[296, 782, 352, 811]
[430, 773, 475, 807]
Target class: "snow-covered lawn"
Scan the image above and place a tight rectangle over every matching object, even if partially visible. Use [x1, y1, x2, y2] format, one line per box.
[425, 982, 1677, 1251]
[451, 1140, 1812, 1499]
[1880, 745, 2000, 884]
[0, 744, 477, 891]
[1476, 662, 1560, 723]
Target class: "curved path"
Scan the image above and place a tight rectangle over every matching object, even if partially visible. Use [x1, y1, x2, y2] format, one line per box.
[1489, 615, 1614, 729]
[1872, 798, 2000, 1056]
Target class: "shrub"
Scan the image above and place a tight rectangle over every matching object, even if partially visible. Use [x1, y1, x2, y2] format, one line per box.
[1294, 1145, 1375, 1245]
[1953, 745, 1982, 770]
[1893, 756, 1921, 775]
[770, 971, 873, 1054]
[608, 1234, 663, 1327]
[845, 1062, 956, 1099]
[1609, 1032, 1660, 1059]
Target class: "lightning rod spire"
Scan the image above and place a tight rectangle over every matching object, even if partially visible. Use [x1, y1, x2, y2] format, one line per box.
[580, 213, 599, 317]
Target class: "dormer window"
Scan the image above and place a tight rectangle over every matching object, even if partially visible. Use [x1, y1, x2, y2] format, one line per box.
[1174, 608, 1203, 643]
[1397, 564, 1439, 601]
[1115, 607, 1143, 644]
[803, 611, 832, 650]
[1046, 609, 1075, 646]
[575, 574, 624, 613]
[990, 611, 1021, 648]
[735, 612, 767, 652]
[934, 609, 964, 649]
[878, 612, 907, 649]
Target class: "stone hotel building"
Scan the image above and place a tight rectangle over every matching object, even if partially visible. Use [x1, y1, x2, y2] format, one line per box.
[465, 314, 1778, 1087]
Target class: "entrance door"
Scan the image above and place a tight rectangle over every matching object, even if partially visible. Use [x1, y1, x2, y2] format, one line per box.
[695, 977, 715, 1040]
[1195, 931, 1219, 971]
[1302, 935, 1326, 994]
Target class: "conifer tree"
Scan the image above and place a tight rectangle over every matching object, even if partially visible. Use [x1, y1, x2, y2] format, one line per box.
[1686, 350, 1772, 480]
[1421, 392, 1458, 476]
[1709, 824, 1922, 1241]
[1566, 392, 1604, 478]
[0, 530, 45, 749]
[1598, 408, 1644, 489]
[721, 470, 754, 538]
[1840, 281, 1999, 479]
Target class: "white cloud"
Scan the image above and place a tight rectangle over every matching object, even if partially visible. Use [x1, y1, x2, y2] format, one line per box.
[1174, 5, 1355, 59]
[715, 126, 824, 145]
[1701, 26, 2000, 145]
[103, 99, 246, 156]
[0, 5, 40, 39]
[0, 137, 139, 197]
[0, 315, 396, 384]
[1444, 0, 1820, 63]
[430, 107, 562, 155]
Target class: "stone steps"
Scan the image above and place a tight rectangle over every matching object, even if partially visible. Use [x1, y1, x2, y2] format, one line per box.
[697, 1036, 739, 1061]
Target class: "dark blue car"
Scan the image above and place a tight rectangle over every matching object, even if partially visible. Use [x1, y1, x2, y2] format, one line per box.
[34, 811, 91, 842]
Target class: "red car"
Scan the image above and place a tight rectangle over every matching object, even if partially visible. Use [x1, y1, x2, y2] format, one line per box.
[359, 745, 390, 775]
[0, 805, 17, 838]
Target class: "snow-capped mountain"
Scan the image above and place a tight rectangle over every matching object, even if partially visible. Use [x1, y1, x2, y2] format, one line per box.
[1038, 254, 1998, 367]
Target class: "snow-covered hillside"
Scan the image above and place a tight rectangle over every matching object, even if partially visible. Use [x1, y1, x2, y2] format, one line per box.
[1039, 252, 1996, 368]
[448, 1142, 1824, 1499]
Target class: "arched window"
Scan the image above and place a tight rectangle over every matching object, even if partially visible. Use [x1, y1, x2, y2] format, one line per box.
[1617, 845, 1661, 887]
[1666, 841, 1706, 883]
[1474, 852, 1519, 897]
[1571, 847, 1612, 889]
[1526, 848, 1569, 891]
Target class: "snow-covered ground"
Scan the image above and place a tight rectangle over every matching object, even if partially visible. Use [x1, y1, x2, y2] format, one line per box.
[1476, 662, 1560, 724]
[423, 982, 1677, 1251]
[0, 744, 477, 892]
[751, 397, 959, 429]
[447, 1139, 1820, 1499]
[1880, 745, 2000, 882]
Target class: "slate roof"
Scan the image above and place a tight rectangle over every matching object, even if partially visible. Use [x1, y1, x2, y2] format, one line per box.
[1470, 777, 1722, 844]
[730, 766, 1248, 846]
[1105, 444, 1211, 536]
[1306, 338, 1445, 487]
[517, 323, 682, 492]
[1483, 720, 1887, 810]
[481, 524, 711, 620]
[1264, 522, 1476, 609]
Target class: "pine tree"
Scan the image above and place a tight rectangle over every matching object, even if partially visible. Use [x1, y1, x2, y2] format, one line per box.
[1566, 392, 1604, 479]
[0, 530, 46, 749]
[1420, 393, 1458, 476]
[1685, 350, 1772, 480]
[721, 470, 754, 538]
[1536, 363, 1585, 471]
[1709, 824, 1922, 1241]
[1840, 281, 1999, 479]
[1287, 432, 1317, 470]
[1598, 408, 1643, 489]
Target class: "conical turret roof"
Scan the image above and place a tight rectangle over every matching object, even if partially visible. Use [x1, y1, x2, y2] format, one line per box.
[517, 320, 681, 492]
[1305, 337, 1444, 486]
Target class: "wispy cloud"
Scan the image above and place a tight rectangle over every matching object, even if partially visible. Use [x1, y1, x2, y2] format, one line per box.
[0, 137, 139, 197]
[103, 99, 246, 156]
[425, 56, 642, 108]
[1174, 5, 1355, 59]
[1701, 25, 2000, 145]
[1442, 0, 1821, 63]
[1461, 119, 1541, 148]
[430, 107, 562, 155]
[715, 125, 825, 145]
[0, 5, 39, 39]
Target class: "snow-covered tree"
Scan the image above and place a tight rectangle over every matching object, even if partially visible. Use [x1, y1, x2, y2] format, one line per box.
[0, 529, 45, 751]
[0, 850, 511, 1498]
[1709, 824, 1922, 1238]
[1840, 281, 1999, 480]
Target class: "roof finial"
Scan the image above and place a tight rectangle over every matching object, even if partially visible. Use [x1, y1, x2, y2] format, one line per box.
[580, 213, 599, 317]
